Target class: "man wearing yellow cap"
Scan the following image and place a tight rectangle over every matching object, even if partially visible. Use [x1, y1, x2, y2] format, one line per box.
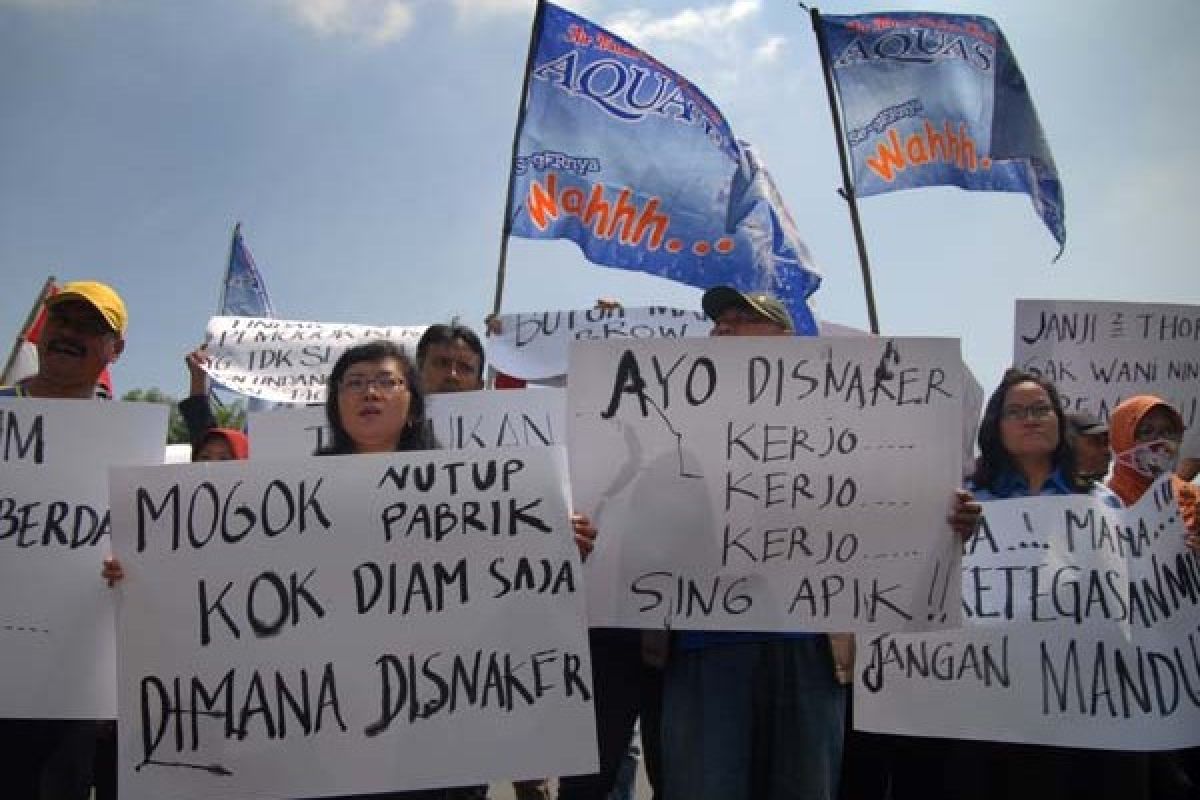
[0, 280, 127, 798]
[1, 280, 127, 399]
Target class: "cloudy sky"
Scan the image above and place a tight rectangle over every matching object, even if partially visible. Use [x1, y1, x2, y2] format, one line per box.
[1, 0, 1195, 397]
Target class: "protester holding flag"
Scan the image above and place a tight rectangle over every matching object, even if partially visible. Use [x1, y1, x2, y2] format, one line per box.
[1, 279, 128, 800]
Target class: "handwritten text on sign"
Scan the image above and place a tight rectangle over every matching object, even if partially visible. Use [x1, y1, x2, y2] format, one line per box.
[487, 306, 709, 381]
[108, 447, 597, 800]
[855, 481, 1200, 750]
[204, 316, 426, 404]
[249, 389, 566, 460]
[567, 337, 965, 632]
[1014, 299, 1200, 455]
[0, 399, 166, 718]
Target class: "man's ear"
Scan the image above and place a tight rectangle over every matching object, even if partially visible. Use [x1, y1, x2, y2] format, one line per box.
[110, 337, 126, 363]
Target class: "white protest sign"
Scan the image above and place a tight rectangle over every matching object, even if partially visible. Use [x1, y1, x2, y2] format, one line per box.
[855, 480, 1200, 750]
[249, 389, 567, 460]
[567, 336, 965, 633]
[109, 446, 596, 800]
[1014, 299, 1200, 455]
[0, 399, 167, 718]
[487, 306, 710, 381]
[204, 316, 426, 404]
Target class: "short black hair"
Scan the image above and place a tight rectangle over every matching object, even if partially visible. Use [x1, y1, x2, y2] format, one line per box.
[318, 340, 437, 455]
[416, 323, 485, 379]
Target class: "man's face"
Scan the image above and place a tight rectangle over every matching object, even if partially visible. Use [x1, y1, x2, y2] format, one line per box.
[710, 306, 791, 337]
[37, 298, 123, 388]
[1074, 431, 1111, 477]
[419, 339, 483, 393]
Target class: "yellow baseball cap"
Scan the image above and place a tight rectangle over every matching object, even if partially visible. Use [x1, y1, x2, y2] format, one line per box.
[47, 280, 128, 335]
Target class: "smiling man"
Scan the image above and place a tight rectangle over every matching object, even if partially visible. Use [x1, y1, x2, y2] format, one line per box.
[2, 280, 126, 399]
[0, 279, 127, 800]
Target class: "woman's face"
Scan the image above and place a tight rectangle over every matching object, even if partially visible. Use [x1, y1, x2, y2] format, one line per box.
[336, 357, 412, 454]
[1134, 407, 1182, 444]
[999, 381, 1060, 462]
[195, 437, 235, 462]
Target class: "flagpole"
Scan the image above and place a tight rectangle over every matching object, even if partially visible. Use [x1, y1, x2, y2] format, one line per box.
[810, 7, 881, 335]
[1, 275, 56, 385]
[218, 222, 241, 317]
[491, 0, 547, 317]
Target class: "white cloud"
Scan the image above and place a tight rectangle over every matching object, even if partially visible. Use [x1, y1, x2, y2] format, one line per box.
[752, 34, 785, 64]
[451, 0, 534, 18]
[605, 0, 758, 44]
[278, 0, 415, 44]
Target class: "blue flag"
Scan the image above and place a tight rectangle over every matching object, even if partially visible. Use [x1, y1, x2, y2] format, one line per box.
[509, 1, 821, 334]
[217, 223, 275, 410]
[820, 12, 1064, 255]
[220, 223, 276, 318]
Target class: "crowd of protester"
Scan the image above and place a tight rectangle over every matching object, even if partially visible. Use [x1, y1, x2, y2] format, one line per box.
[2, 280, 1197, 800]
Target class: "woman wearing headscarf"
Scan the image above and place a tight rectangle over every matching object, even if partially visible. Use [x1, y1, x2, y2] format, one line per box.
[1106, 395, 1199, 799]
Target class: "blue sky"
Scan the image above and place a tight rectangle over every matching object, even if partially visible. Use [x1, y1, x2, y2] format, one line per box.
[1, 0, 1195, 398]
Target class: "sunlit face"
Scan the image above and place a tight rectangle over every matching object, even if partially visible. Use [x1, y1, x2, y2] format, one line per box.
[1134, 407, 1183, 443]
[194, 437, 236, 462]
[419, 339, 483, 393]
[999, 381, 1060, 461]
[710, 307, 790, 337]
[337, 357, 412, 453]
[37, 298, 123, 390]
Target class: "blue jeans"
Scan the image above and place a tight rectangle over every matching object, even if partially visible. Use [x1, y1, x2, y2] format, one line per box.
[663, 637, 845, 800]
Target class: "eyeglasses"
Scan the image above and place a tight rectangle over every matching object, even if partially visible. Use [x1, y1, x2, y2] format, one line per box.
[339, 374, 406, 394]
[1001, 403, 1056, 421]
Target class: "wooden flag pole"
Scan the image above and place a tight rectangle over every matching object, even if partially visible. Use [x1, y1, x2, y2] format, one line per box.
[810, 7, 881, 335]
[491, 0, 547, 318]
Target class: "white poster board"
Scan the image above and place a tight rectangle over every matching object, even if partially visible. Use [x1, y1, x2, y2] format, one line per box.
[567, 336, 965, 633]
[204, 316, 426, 404]
[0, 399, 167, 718]
[108, 446, 596, 799]
[487, 306, 710, 381]
[855, 480, 1200, 750]
[249, 389, 566, 460]
[1014, 299, 1200, 455]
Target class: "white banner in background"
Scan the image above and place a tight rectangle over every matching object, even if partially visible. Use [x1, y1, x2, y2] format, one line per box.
[1014, 299, 1200, 456]
[204, 316, 426, 404]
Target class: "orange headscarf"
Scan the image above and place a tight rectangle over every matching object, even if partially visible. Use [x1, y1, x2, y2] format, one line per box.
[1106, 395, 1197, 534]
[194, 427, 249, 460]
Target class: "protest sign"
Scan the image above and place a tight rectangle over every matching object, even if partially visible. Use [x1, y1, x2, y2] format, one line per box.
[203, 316, 426, 404]
[1014, 299, 1200, 455]
[855, 481, 1200, 749]
[108, 446, 596, 799]
[249, 389, 566, 460]
[567, 336, 965, 632]
[0, 399, 166, 718]
[487, 306, 710, 381]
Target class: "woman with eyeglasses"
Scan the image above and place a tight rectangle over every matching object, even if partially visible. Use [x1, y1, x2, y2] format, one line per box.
[318, 339, 437, 456]
[1105, 396, 1199, 799]
[887, 368, 1143, 800]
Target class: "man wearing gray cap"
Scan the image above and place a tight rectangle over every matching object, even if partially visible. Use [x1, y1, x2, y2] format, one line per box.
[659, 286, 980, 800]
[1067, 411, 1111, 481]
